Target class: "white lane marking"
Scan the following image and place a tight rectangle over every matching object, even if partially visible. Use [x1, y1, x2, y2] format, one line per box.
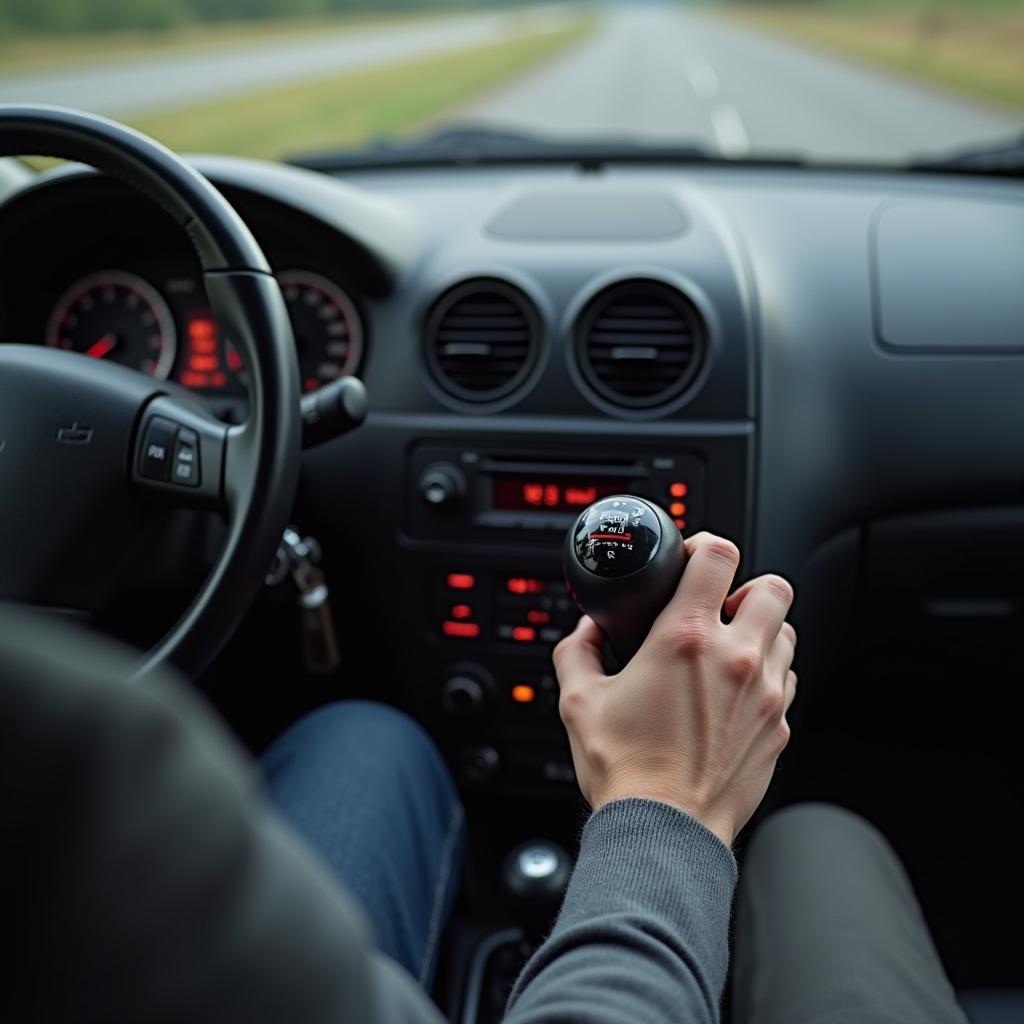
[711, 102, 750, 157]
[682, 54, 719, 99]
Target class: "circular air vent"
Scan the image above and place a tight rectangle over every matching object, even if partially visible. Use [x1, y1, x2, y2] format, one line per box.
[425, 279, 540, 403]
[575, 280, 705, 410]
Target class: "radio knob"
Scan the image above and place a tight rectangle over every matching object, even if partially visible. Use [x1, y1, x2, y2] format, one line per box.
[461, 745, 500, 784]
[419, 463, 466, 509]
[442, 674, 486, 716]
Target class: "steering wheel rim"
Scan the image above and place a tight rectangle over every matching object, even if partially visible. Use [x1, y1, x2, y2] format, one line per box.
[0, 104, 301, 681]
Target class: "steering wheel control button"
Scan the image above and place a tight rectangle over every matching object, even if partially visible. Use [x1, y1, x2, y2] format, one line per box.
[139, 417, 178, 482]
[571, 495, 662, 578]
[172, 428, 201, 487]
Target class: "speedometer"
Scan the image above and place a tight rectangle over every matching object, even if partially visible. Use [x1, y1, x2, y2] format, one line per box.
[278, 270, 363, 393]
[45, 270, 177, 380]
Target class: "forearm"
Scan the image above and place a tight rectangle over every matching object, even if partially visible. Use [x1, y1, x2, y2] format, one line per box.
[505, 799, 737, 1024]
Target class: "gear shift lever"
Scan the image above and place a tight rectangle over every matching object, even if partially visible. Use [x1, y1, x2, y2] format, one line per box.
[563, 495, 687, 670]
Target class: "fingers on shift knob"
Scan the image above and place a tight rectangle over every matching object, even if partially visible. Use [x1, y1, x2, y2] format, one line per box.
[563, 495, 686, 668]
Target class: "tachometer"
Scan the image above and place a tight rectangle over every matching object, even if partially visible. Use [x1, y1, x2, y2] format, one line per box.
[278, 270, 363, 392]
[45, 270, 177, 380]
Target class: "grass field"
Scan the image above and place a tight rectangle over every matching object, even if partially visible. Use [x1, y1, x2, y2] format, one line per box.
[725, 1, 1024, 111]
[0, 11, 444, 75]
[122, 17, 591, 160]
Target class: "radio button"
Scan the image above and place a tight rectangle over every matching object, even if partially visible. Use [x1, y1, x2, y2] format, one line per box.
[462, 746, 500, 784]
[419, 463, 466, 509]
[442, 675, 486, 716]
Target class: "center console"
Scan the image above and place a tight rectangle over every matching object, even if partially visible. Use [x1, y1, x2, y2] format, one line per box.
[396, 431, 751, 798]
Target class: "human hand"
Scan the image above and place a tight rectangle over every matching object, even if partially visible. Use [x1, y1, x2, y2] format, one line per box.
[553, 532, 797, 847]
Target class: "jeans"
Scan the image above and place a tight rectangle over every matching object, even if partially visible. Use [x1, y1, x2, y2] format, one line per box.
[261, 700, 464, 987]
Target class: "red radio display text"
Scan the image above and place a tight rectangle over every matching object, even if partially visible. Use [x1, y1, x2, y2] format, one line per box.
[493, 475, 628, 513]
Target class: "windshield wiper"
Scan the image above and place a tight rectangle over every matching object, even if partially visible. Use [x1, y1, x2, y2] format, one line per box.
[911, 134, 1024, 177]
[287, 124, 805, 172]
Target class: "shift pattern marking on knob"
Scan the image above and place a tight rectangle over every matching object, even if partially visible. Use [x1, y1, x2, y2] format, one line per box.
[572, 495, 663, 578]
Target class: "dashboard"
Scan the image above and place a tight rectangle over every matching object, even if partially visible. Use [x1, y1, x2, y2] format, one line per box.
[2, 154, 1023, 798]
[42, 265, 361, 397]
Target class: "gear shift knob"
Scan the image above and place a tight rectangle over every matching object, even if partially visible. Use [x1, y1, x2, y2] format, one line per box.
[563, 495, 687, 669]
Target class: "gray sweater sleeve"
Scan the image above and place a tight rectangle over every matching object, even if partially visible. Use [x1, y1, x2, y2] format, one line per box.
[2, 612, 734, 1024]
[505, 799, 738, 1024]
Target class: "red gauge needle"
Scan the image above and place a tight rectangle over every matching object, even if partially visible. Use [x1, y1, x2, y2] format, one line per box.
[85, 333, 117, 359]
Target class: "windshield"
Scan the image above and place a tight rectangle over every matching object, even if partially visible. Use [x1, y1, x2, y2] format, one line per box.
[1, 0, 1021, 166]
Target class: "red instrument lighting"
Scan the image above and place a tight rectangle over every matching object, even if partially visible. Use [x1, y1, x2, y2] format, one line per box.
[674, 518, 687, 530]
[181, 311, 226, 390]
[526, 610, 550, 624]
[523, 482, 545, 507]
[511, 626, 536, 642]
[188, 316, 216, 337]
[446, 573, 476, 590]
[588, 532, 632, 542]
[226, 346, 243, 372]
[507, 577, 545, 595]
[565, 486, 597, 506]
[669, 502, 687, 517]
[442, 621, 480, 638]
[511, 684, 536, 704]
[85, 334, 116, 360]
[494, 475, 628, 513]
[669, 482, 688, 498]
[450, 604, 473, 620]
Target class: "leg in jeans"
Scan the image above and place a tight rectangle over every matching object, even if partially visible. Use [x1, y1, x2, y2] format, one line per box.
[733, 803, 968, 1024]
[261, 701, 464, 987]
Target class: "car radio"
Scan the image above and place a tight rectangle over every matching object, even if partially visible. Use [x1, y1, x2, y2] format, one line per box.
[403, 441, 715, 795]
[407, 443, 705, 544]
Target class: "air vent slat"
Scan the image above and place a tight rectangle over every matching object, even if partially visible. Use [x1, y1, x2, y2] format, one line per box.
[425, 280, 540, 404]
[575, 281, 704, 410]
[593, 317, 689, 332]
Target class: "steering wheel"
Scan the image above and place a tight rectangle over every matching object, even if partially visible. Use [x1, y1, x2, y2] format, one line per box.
[0, 105, 301, 681]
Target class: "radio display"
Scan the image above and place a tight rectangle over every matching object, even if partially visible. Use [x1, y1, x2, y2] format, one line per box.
[493, 475, 629, 513]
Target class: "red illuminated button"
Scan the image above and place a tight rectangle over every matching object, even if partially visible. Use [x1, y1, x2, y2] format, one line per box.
[451, 604, 473, 620]
[511, 684, 536, 704]
[443, 620, 480, 638]
[507, 577, 545, 595]
[669, 482, 688, 498]
[511, 626, 536, 642]
[674, 518, 686, 530]
[669, 502, 687, 517]
[527, 610, 550, 624]
[446, 573, 476, 590]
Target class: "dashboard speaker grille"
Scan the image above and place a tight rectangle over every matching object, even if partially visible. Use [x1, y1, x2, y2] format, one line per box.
[576, 280, 705, 409]
[425, 280, 540, 403]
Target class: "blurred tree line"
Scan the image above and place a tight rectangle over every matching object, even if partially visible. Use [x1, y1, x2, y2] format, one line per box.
[0, 0, 521, 36]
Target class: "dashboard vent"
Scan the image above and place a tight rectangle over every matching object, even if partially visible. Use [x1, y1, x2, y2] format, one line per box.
[425, 280, 540, 403]
[576, 281, 705, 409]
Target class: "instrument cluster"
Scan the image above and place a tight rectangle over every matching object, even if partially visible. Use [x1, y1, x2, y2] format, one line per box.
[44, 267, 364, 396]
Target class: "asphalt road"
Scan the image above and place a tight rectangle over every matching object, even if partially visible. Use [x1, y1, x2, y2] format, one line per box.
[456, 4, 1020, 162]
[1, 3, 1018, 161]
